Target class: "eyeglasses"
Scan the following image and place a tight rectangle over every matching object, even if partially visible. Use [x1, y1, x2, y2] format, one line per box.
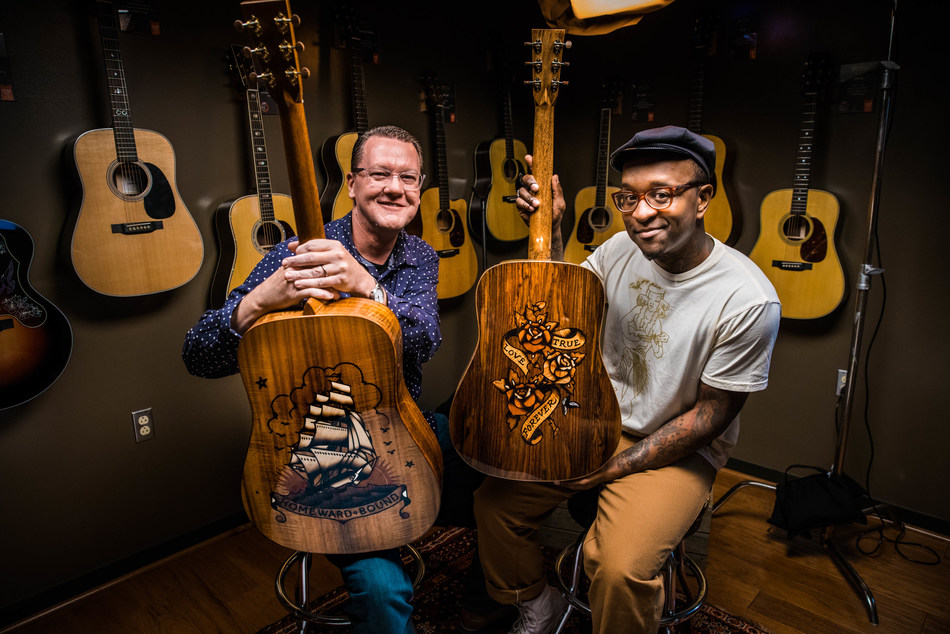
[611, 183, 701, 214]
[353, 167, 426, 191]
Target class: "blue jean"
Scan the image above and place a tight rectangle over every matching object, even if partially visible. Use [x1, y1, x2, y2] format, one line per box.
[324, 414, 457, 633]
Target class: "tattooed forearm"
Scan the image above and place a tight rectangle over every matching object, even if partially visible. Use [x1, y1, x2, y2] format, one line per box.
[615, 383, 747, 476]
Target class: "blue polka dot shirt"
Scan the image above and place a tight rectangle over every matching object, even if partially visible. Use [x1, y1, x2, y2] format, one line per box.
[182, 213, 442, 408]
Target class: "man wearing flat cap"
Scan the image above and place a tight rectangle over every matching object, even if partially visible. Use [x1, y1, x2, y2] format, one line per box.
[472, 126, 781, 634]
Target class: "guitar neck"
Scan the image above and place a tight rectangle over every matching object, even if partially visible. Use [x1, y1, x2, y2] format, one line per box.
[246, 88, 276, 222]
[96, 0, 137, 161]
[529, 103, 554, 260]
[278, 97, 325, 242]
[791, 91, 820, 214]
[593, 107, 611, 208]
[502, 80, 516, 160]
[349, 36, 369, 134]
[432, 105, 450, 209]
[687, 52, 705, 134]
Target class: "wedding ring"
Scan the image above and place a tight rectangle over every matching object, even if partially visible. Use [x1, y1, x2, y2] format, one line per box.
[319, 265, 327, 278]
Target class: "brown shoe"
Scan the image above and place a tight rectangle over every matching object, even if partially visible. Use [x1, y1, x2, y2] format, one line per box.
[460, 602, 519, 632]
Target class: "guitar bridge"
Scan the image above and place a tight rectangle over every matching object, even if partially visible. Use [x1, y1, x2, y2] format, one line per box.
[437, 249, 460, 258]
[771, 260, 813, 271]
[111, 221, 164, 235]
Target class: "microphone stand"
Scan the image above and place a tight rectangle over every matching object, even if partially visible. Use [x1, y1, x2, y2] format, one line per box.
[713, 2, 898, 625]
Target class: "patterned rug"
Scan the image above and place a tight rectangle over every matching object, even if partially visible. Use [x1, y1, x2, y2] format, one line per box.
[258, 526, 770, 633]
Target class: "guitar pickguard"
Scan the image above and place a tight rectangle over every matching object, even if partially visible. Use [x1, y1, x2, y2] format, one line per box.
[143, 162, 176, 219]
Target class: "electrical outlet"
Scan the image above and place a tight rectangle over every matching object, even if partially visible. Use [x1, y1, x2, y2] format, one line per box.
[835, 369, 848, 396]
[132, 408, 155, 442]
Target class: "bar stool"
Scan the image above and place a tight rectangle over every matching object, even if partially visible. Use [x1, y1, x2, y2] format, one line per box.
[552, 493, 709, 633]
[274, 545, 425, 631]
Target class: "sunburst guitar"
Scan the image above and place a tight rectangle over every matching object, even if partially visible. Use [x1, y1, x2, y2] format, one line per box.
[70, 0, 203, 297]
[749, 54, 844, 319]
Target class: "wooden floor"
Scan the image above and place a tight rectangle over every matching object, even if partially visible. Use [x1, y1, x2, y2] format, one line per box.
[4, 468, 949, 633]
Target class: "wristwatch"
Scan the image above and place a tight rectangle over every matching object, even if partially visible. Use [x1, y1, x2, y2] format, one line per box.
[371, 282, 387, 306]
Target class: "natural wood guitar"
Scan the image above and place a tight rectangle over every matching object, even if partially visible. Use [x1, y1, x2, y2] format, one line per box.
[687, 11, 734, 243]
[235, 0, 441, 554]
[750, 54, 844, 320]
[471, 62, 530, 242]
[417, 74, 478, 299]
[449, 30, 620, 481]
[210, 46, 295, 307]
[0, 220, 73, 410]
[70, 0, 202, 297]
[564, 82, 624, 264]
[318, 5, 374, 223]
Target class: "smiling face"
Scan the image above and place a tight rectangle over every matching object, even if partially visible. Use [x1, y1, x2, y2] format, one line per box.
[619, 156, 714, 273]
[346, 136, 422, 239]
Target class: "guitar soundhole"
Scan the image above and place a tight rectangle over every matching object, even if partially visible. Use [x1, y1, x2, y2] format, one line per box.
[437, 208, 455, 233]
[503, 158, 522, 182]
[253, 220, 289, 254]
[780, 213, 813, 245]
[588, 206, 612, 232]
[108, 160, 152, 200]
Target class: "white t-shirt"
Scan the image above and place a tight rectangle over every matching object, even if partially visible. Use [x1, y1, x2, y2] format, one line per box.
[582, 233, 781, 469]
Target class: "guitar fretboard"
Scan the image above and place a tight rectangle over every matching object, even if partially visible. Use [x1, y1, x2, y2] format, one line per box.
[349, 36, 369, 134]
[791, 91, 819, 215]
[433, 103, 450, 210]
[96, 0, 137, 162]
[503, 81, 516, 161]
[594, 107, 611, 208]
[246, 89, 276, 223]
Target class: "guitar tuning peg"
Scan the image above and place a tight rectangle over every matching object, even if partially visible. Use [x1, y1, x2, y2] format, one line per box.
[524, 79, 542, 92]
[523, 40, 542, 53]
[249, 71, 274, 86]
[233, 17, 261, 35]
[242, 45, 270, 63]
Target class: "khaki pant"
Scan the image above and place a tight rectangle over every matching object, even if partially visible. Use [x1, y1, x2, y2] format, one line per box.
[474, 434, 716, 634]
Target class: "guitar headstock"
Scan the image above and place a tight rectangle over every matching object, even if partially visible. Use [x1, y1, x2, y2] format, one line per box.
[234, 0, 309, 104]
[229, 43, 258, 90]
[601, 79, 623, 112]
[802, 52, 833, 97]
[692, 10, 719, 55]
[525, 29, 570, 107]
[420, 72, 455, 122]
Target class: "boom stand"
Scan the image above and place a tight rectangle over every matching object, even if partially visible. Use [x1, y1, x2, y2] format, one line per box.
[713, 54, 899, 627]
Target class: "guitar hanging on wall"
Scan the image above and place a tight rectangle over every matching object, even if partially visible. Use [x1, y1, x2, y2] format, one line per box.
[687, 10, 734, 244]
[234, 0, 441, 554]
[749, 54, 845, 320]
[318, 4, 376, 223]
[70, 0, 203, 297]
[449, 30, 620, 481]
[0, 221, 73, 410]
[210, 45, 296, 307]
[564, 81, 625, 264]
[418, 74, 478, 299]
[470, 59, 530, 243]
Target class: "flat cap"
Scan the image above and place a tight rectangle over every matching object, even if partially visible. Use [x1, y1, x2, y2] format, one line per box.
[609, 125, 716, 192]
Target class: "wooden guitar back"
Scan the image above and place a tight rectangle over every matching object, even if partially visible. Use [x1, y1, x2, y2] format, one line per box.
[238, 298, 442, 553]
[450, 260, 620, 481]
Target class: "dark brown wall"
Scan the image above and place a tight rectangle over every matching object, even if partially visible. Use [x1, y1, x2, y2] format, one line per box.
[1, 0, 946, 617]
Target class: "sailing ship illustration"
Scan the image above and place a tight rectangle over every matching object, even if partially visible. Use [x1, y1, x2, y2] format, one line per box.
[271, 377, 412, 523]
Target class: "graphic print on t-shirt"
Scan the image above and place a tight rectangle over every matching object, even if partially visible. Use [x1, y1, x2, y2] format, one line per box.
[618, 280, 670, 411]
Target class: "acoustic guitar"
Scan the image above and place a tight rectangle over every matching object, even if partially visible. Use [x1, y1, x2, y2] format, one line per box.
[449, 30, 620, 481]
[318, 5, 374, 223]
[210, 45, 295, 307]
[687, 11, 734, 244]
[418, 74, 478, 299]
[0, 221, 73, 410]
[470, 61, 530, 243]
[750, 54, 844, 320]
[70, 0, 203, 297]
[563, 81, 624, 265]
[234, 0, 441, 554]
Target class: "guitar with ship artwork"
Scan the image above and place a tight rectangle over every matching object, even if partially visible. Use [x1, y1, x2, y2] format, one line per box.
[449, 30, 620, 481]
[318, 6, 376, 223]
[1, 220, 73, 410]
[687, 10, 734, 243]
[234, 0, 441, 554]
[564, 81, 625, 264]
[70, 0, 203, 296]
[749, 54, 844, 320]
[210, 45, 296, 307]
[418, 74, 478, 299]
[470, 60, 530, 242]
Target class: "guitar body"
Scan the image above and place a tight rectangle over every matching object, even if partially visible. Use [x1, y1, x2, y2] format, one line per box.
[70, 128, 203, 296]
[702, 133, 734, 243]
[320, 131, 358, 222]
[418, 189, 477, 299]
[211, 193, 295, 305]
[750, 188, 844, 319]
[238, 298, 442, 553]
[484, 138, 529, 242]
[563, 185, 623, 264]
[0, 220, 73, 410]
[450, 260, 620, 480]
